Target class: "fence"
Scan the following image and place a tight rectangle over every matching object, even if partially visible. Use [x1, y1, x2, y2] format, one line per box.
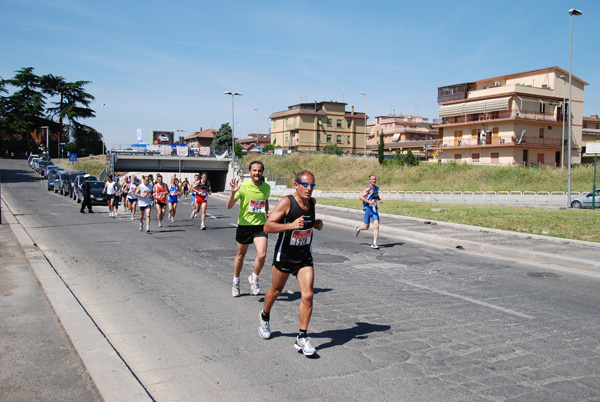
[268, 188, 582, 208]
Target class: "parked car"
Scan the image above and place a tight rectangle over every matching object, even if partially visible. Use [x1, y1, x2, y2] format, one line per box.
[30, 157, 43, 169]
[47, 168, 64, 190]
[37, 160, 54, 175]
[44, 165, 60, 179]
[27, 154, 41, 165]
[570, 189, 600, 209]
[53, 171, 69, 194]
[65, 171, 87, 198]
[76, 180, 107, 205]
[73, 174, 98, 202]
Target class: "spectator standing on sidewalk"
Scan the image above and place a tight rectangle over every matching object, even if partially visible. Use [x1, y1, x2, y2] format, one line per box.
[226, 161, 270, 297]
[353, 175, 383, 249]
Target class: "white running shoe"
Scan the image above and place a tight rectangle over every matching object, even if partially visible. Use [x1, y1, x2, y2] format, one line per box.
[139, 223, 143, 231]
[200, 223, 206, 230]
[158, 221, 162, 228]
[353, 225, 360, 237]
[258, 311, 271, 339]
[190, 211, 195, 219]
[248, 275, 260, 295]
[232, 281, 240, 297]
[131, 216, 134, 221]
[146, 226, 150, 233]
[294, 336, 316, 356]
[371, 242, 379, 249]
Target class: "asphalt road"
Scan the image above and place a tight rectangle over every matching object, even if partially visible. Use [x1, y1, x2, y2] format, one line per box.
[2, 159, 600, 401]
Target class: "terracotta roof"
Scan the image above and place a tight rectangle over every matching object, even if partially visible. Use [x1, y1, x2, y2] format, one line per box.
[185, 129, 216, 140]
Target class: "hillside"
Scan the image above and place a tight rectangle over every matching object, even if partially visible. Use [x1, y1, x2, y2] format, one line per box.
[243, 154, 596, 192]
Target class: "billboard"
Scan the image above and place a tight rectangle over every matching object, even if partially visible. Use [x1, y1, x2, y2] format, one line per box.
[153, 130, 174, 145]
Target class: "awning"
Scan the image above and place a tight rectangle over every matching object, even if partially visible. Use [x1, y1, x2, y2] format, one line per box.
[439, 96, 512, 117]
[391, 134, 401, 142]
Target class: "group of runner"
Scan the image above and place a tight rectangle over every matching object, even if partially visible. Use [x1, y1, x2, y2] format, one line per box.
[101, 173, 211, 233]
[100, 162, 382, 358]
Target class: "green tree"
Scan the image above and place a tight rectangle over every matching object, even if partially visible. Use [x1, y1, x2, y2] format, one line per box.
[394, 149, 405, 166]
[404, 149, 419, 166]
[263, 143, 275, 153]
[69, 122, 104, 156]
[212, 123, 233, 149]
[378, 132, 385, 164]
[323, 143, 343, 155]
[42, 75, 95, 144]
[5, 67, 46, 151]
[234, 142, 246, 159]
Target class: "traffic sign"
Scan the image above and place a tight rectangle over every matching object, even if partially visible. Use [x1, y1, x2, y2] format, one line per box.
[68, 154, 78, 162]
[586, 143, 600, 154]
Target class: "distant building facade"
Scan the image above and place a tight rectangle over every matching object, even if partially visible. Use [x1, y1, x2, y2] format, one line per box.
[366, 113, 438, 157]
[582, 114, 600, 163]
[184, 128, 216, 148]
[239, 133, 271, 151]
[269, 101, 367, 152]
[433, 67, 587, 166]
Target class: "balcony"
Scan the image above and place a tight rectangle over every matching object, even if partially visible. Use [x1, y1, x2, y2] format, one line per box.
[439, 136, 566, 149]
[439, 110, 559, 125]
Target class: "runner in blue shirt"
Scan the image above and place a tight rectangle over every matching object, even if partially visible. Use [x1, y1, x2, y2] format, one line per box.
[353, 175, 383, 249]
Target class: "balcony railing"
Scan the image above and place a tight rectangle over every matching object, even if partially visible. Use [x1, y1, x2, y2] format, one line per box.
[440, 137, 567, 148]
[439, 110, 561, 125]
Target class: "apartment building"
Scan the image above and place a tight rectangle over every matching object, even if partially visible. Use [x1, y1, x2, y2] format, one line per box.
[184, 128, 216, 148]
[269, 101, 366, 152]
[366, 113, 438, 157]
[433, 67, 587, 166]
[582, 115, 600, 163]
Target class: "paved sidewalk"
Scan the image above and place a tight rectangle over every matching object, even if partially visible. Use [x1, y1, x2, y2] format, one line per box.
[0, 199, 151, 402]
[0, 210, 102, 401]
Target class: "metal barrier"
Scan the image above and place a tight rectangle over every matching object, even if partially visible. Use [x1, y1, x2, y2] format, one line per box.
[271, 188, 583, 208]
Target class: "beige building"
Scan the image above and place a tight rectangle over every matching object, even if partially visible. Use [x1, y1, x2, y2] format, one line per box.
[366, 113, 438, 158]
[433, 67, 588, 166]
[269, 101, 367, 152]
[582, 114, 600, 163]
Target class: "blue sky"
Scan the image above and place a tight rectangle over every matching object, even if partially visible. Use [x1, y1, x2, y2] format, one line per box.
[2, 0, 599, 148]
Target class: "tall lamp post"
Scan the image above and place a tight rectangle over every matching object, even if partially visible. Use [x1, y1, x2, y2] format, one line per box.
[102, 103, 106, 155]
[174, 129, 186, 178]
[224, 92, 242, 166]
[361, 92, 367, 156]
[254, 108, 259, 149]
[559, 75, 567, 168]
[41, 126, 49, 156]
[568, 8, 582, 207]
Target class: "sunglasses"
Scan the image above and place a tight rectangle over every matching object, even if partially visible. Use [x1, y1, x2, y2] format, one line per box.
[296, 181, 316, 188]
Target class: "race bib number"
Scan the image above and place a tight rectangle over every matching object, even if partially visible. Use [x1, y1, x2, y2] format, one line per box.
[289, 229, 312, 246]
[198, 189, 207, 197]
[249, 200, 266, 214]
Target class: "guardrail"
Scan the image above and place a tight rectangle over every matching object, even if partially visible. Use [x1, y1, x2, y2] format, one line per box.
[268, 188, 582, 208]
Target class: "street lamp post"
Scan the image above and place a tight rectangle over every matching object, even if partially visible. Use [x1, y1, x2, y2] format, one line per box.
[568, 8, 582, 207]
[361, 92, 367, 156]
[224, 92, 242, 167]
[174, 129, 186, 178]
[254, 108, 259, 149]
[559, 75, 567, 168]
[102, 103, 106, 155]
[41, 126, 49, 156]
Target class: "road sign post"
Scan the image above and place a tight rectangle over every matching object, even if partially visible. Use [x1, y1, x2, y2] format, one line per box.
[68, 153, 78, 171]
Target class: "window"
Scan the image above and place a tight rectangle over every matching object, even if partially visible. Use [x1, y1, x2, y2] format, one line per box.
[294, 117, 298, 128]
[540, 102, 546, 113]
[273, 120, 277, 128]
[317, 134, 321, 142]
[472, 153, 480, 163]
[318, 118, 323, 126]
[336, 135, 342, 143]
[454, 154, 461, 162]
[347, 118, 352, 128]
[337, 119, 342, 128]
[539, 128, 544, 138]
[327, 119, 332, 127]
[326, 134, 332, 143]
[347, 136, 351, 144]
[491, 152, 499, 163]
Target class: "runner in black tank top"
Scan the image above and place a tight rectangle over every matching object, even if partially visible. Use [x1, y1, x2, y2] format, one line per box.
[258, 170, 324, 357]
[273, 194, 315, 272]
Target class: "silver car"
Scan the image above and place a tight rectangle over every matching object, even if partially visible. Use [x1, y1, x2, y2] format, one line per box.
[570, 189, 600, 209]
